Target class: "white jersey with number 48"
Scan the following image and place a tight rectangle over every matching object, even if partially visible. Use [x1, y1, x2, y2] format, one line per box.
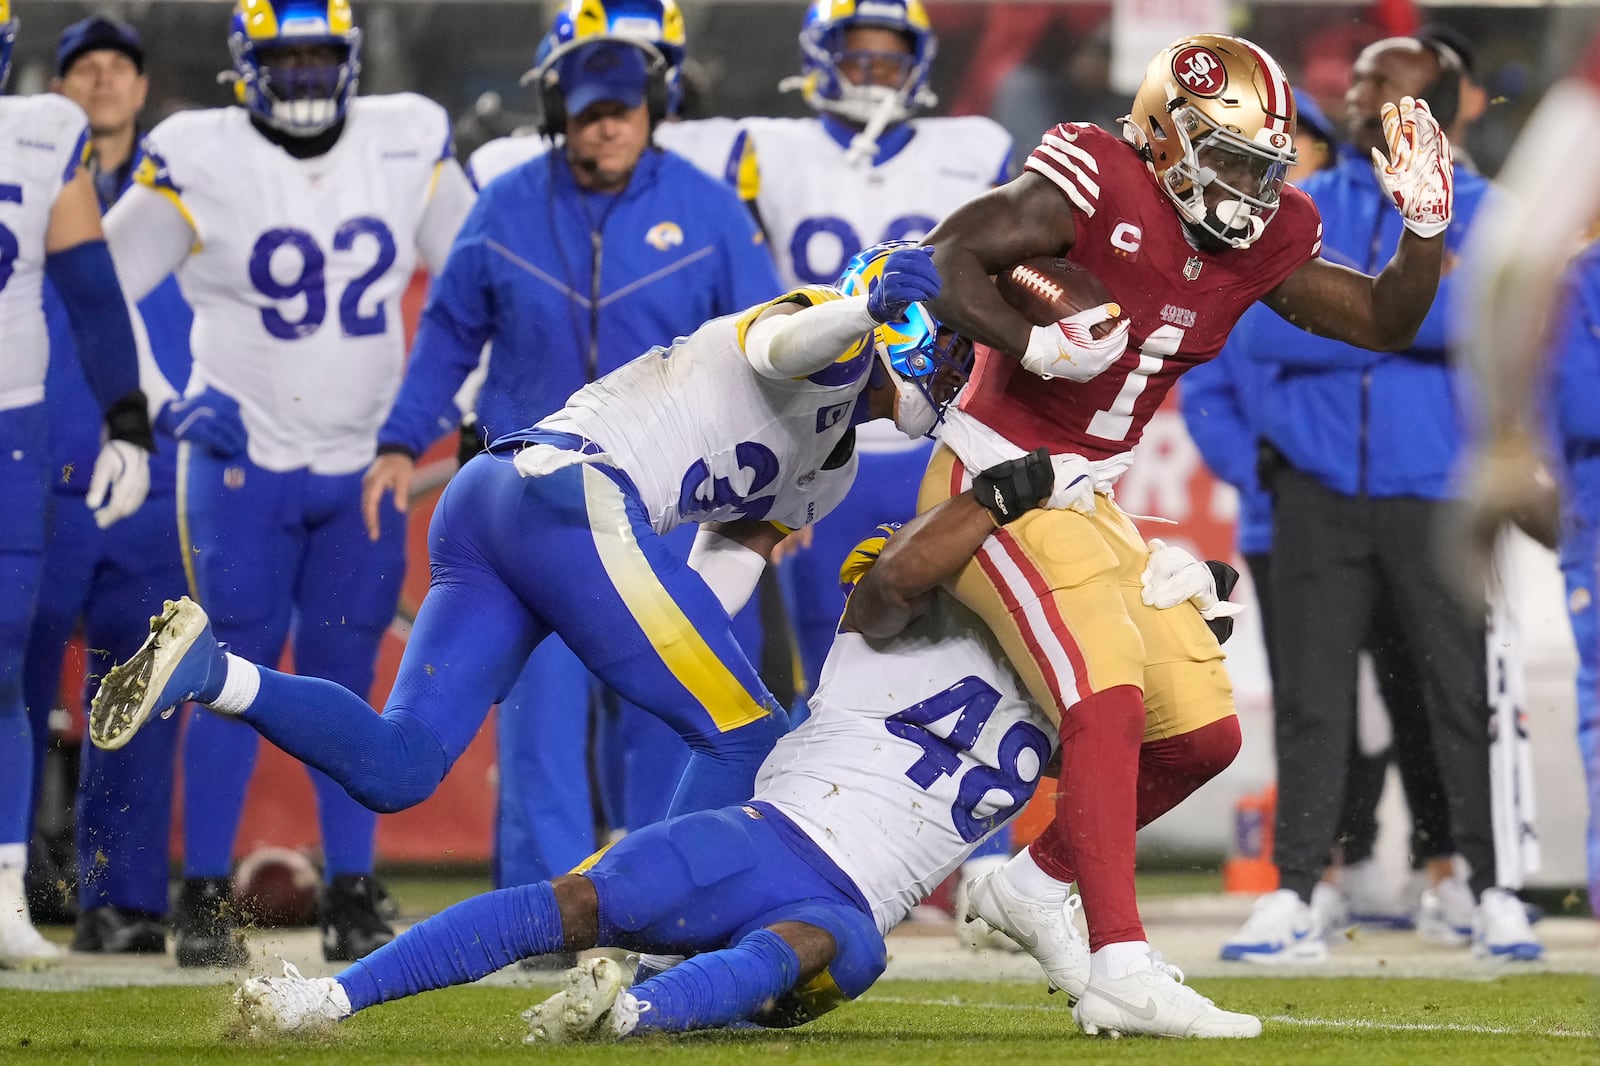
[754, 594, 1055, 935]
[109, 94, 467, 474]
[0, 95, 89, 411]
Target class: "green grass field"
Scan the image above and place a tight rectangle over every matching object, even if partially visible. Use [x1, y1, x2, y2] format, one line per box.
[2, 975, 1595, 1065]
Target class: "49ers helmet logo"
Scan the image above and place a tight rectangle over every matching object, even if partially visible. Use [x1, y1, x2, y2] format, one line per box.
[1172, 45, 1227, 97]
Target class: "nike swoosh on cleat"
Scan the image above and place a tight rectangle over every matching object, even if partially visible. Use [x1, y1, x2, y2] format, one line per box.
[1093, 991, 1159, 1021]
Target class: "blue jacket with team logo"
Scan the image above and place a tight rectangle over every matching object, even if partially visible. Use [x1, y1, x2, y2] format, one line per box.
[379, 146, 782, 457]
[45, 143, 192, 496]
[1550, 241, 1600, 569]
[1241, 148, 1495, 500]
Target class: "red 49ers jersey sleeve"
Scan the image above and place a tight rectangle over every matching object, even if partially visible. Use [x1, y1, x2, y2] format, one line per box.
[1581, 29, 1600, 88]
[964, 123, 1322, 459]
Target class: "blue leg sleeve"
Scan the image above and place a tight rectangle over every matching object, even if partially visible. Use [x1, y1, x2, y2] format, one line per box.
[629, 928, 800, 1033]
[337, 881, 566, 1012]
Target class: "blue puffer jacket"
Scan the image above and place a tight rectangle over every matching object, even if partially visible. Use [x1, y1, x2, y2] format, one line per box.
[1242, 148, 1495, 500]
[379, 146, 782, 456]
[1551, 240, 1600, 570]
[1181, 333, 1274, 555]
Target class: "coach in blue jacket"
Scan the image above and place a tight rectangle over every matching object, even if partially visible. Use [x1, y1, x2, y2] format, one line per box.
[1240, 37, 1525, 947]
[361, 20, 781, 947]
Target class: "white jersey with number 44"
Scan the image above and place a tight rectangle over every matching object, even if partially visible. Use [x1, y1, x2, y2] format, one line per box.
[0, 95, 88, 411]
[111, 94, 465, 474]
[754, 594, 1056, 935]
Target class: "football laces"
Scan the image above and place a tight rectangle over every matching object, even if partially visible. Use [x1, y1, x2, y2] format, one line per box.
[1011, 265, 1064, 304]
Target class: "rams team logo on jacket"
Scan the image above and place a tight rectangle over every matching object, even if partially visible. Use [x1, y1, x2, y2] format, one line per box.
[646, 221, 684, 251]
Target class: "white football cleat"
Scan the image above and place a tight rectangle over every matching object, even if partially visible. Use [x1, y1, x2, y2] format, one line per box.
[1416, 874, 1474, 947]
[522, 957, 641, 1043]
[0, 867, 62, 967]
[1471, 887, 1543, 961]
[963, 866, 1088, 999]
[954, 858, 1025, 954]
[1337, 858, 1413, 929]
[235, 961, 352, 1034]
[1075, 952, 1261, 1039]
[1219, 889, 1328, 963]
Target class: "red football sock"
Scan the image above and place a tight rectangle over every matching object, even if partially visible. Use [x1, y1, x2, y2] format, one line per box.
[1028, 714, 1243, 946]
[1032, 685, 1145, 951]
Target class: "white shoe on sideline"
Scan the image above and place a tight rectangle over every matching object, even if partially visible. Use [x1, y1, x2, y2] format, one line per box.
[1219, 889, 1327, 964]
[1338, 858, 1414, 929]
[523, 957, 637, 1043]
[955, 857, 1025, 954]
[1472, 887, 1543, 961]
[0, 868, 62, 967]
[1416, 874, 1474, 947]
[963, 866, 1088, 999]
[1074, 952, 1261, 1038]
[235, 961, 352, 1034]
[1309, 881, 1351, 939]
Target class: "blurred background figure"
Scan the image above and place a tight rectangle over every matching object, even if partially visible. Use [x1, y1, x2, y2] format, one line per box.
[22, 13, 192, 956]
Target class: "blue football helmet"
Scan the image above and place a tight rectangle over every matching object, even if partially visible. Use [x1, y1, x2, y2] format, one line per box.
[783, 0, 937, 127]
[528, 0, 686, 122]
[227, 0, 362, 135]
[837, 240, 969, 438]
[0, 0, 17, 94]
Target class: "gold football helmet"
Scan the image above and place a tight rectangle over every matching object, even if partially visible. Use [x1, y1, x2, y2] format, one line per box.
[1122, 33, 1298, 249]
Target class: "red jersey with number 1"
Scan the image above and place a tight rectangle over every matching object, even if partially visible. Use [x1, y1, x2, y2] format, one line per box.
[957, 122, 1323, 459]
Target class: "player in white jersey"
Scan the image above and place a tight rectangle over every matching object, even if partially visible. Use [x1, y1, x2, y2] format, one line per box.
[0, 0, 154, 964]
[230, 451, 1258, 1040]
[96, 0, 475, 967]
[749, 0, 1020, 947]
[91, 243, 958, 869]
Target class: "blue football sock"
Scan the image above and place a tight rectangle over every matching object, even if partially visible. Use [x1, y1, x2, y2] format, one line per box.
[630, 928, 800, 1033]
[180, 712, 258, 878]
[336, 881, 566, 1012]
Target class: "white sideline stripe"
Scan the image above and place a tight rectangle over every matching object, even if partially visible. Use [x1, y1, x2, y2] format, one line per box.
[861, 997, 1596, 1039]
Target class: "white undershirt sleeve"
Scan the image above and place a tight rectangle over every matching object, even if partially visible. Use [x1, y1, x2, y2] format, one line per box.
[743, 296, 878, 380]
[102, 184, 195, 305]
[417, 160, 476, 276]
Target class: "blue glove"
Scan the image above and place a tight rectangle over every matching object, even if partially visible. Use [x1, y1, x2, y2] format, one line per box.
[156, 387, 247, 458]
[867, 247, 941, 324]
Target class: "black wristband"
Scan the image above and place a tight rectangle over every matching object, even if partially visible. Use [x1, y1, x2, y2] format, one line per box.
[376, 442, 419, 461]
[104, 390, 155, 451]
[1204, 559, 1240, 644]
[456, 420, 487, 467]
[971, 447, 1053, 526]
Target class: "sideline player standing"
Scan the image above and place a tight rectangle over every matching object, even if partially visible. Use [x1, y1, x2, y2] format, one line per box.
[99, 0, 475, 966]
[21, 15, 195, 956]
[736, 0, 1018, 942]
[919, 33, 1453, 1034]
[0, 0, 154, 964]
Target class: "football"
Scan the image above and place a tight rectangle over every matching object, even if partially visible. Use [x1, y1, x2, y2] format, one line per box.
[232, 846, 319, 927]
[995, 256, 1120, 337]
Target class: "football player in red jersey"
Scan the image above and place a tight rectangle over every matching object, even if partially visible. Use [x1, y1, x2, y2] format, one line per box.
[914, 33, 1455, 1037]
[1462, 29, 1600, 574]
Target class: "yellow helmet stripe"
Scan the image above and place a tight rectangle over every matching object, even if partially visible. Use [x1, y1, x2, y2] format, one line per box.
[236, 0, 280, 40]
[0, 0, 11, 25]
[327, 0, 353, 35]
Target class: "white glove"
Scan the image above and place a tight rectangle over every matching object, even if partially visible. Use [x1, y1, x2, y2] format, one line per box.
[1371, 95, 1454, 239]
[1140, 539, 1244, 619]
[1020, 304, 1131, 382]
[1047, 453, 1097, 514]
[85, 439, 150, 529]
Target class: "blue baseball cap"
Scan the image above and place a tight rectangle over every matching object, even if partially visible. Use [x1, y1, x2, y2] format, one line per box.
[56, 16, 143, 77]
[560, 40, 650, 116]
[1292, 86, 1338, 147]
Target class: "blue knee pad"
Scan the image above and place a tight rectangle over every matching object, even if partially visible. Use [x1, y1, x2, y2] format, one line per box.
[745, 899, 886, 1028]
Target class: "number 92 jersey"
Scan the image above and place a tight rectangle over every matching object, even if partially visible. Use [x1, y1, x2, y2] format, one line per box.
[753, 595, 1056, 935]
[0, 95, 89, 410]
[741, 115, 1013, 290]
[135, 95, 452, 474]
[534, 287, 871, 535]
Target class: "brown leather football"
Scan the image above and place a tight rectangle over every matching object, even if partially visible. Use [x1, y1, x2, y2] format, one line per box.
[995, 256, 1120, 337]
